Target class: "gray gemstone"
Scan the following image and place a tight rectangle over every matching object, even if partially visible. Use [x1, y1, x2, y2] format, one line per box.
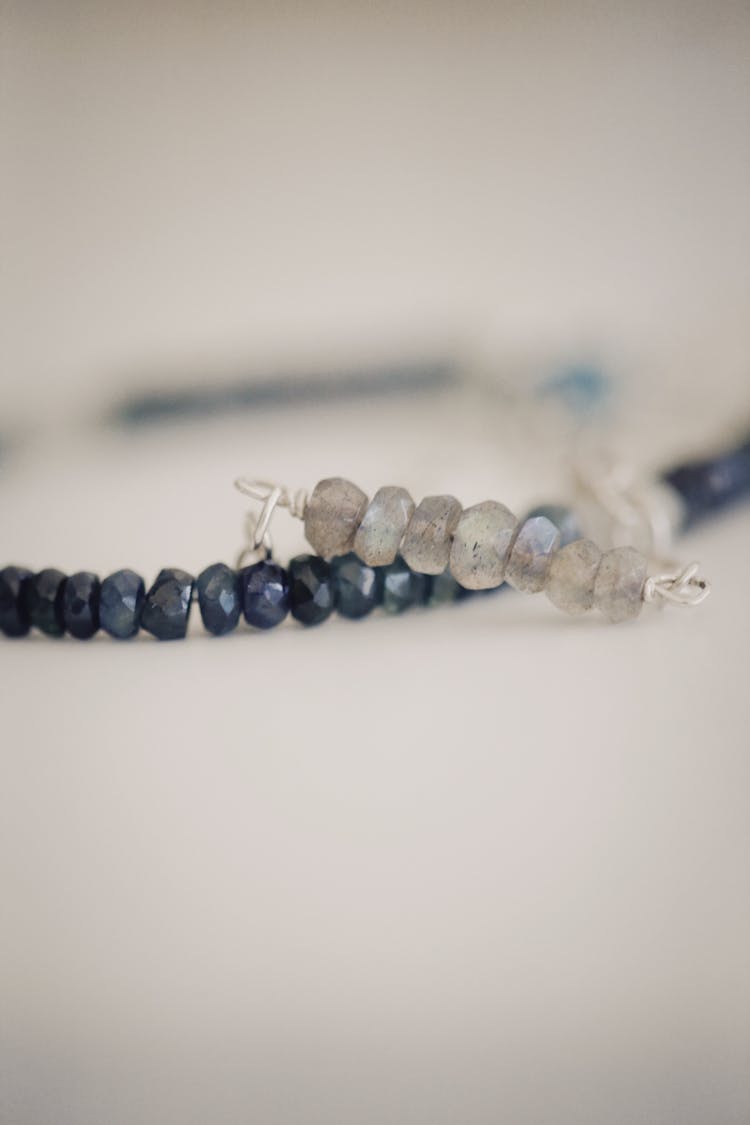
[304, 477, 369, 561]
[401, 495, 462, 575]
[353, 486, 415, 566]
[504, 516, 561, 593]
[449, 500, 517, 589]
[594, 546, 647, 623]
[525, 503, 582, 548]
[546, 539, 602, 615]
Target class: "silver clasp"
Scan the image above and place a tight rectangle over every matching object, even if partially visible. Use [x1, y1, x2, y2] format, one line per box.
[642, 561, 711, 609]
[233, 478, 308, 568]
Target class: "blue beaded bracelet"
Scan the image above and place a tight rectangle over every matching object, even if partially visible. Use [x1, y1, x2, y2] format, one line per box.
[4, 430, 747, 642]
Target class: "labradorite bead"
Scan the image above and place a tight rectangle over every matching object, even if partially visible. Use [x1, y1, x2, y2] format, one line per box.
[141, 568, 194, 640]
[241, 560, 289, 630]
[594, 546, 647, 623]
[197, 562, 241, 636]
[504, 516, 561, 593]
[401, 495, 462, 575]
[332, 553, 382, 619]
[304, 478, 369, 560]
[381, 557, 428, 613]
[449, 500, 517, 589]
[63, 571, 100, 639]
[353, 486, 415, 566]
[525, 503, 582, 548]
[100, 569, 145, 639]
[27, 569, 67, 636]
[0, 566, 32, 637]
[289, 555, 336, 625]
[546, 539, 602, 615]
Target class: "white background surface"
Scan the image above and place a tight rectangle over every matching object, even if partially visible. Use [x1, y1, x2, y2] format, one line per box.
[1, 3, 749, 1123]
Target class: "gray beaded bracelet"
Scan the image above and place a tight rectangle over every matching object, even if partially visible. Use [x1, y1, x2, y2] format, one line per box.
[236, 476, 711, 625]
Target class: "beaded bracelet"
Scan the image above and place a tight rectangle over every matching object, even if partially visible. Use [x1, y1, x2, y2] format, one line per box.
[2, 429, 747, 641]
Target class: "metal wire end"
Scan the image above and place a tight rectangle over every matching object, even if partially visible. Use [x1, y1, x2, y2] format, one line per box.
[642, 561, 711, 609]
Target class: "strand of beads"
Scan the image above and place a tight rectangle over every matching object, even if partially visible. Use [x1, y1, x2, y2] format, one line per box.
[0, 554, 485, 641]
[302, 477, 677, 624]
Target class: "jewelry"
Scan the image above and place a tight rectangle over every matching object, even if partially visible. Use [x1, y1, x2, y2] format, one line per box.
[4, 425, 747, 641]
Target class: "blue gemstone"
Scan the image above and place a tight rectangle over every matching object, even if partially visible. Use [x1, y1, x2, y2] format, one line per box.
[141, 568, 194, 640]
[426, 568, 467, 606]
[197, 562, 241, 636]
[332, 553, 382, 619]
[664, 438, 750, 528]
[381, 557, 428, 614]
[28, 569, 66, 636]
[63, 571, 100, 639]
[100, 569, 145, 639]
[0, 566, 32, 637]
[241, 561, 289, 630]
[289, 555, 335, 626]
[524, 503, 582, 547]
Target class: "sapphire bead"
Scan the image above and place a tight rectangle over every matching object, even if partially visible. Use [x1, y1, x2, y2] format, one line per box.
[0, 566, 32, 637]
[289, 555, 336, 626]
[141, 568, 194, 640]
[63, 571, 100, 639]
[100, 569, 145, 639]
[241, 561, 289, 630]
[197, 562, 241, 636]
[426, 569, 466, 606]
[27, 569, 66, 636]
[381, 557, 428, 614]
[332, 553, 382, 619]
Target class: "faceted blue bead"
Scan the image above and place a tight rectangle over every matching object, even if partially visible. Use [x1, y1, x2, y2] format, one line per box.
[63, 571, 100, 639]
[141, 568, 194, 640]
[100, 569, 145, 639]
[426, 568, 467, 607]
[197, 562, 241, 636]
[0, 565, 32, 637]
[332, 553, 382, 619]
[524, 503, 582, 547]
[28, 569, 66, 636]
[289, 555, 335, 626]
[241, 561, 289, 630]
[664, 438, 750, 528]
[381, 557, 428, 614]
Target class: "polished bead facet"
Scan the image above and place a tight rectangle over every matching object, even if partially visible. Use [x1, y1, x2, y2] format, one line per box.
[546, 539, 602, 615]
[381, 557, 428, 613]
[353, 486, 415, 566]
[63, 571, 100, 639]
[289, 555, 336, 625]
[401, 495, 462, 575]
[197, 562, 241, 636]
[525, 503, 582, 548]
[0, 566, 32, 637]
[241, 560, 289, 630]
[141, 568, 194, 640]
[304, 478, 369, 560]
[449, 500, 517, 589]
[504, 516, 561, 593]
[332, 553, 382, 619]
[594, 546, 647, 623]
[100, 569, 145, 639]
[426, 568, 467, 606]
[27, 569, 66, 636]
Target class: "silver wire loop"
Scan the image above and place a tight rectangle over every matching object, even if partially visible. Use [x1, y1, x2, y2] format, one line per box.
[233, 478, 308, 569]
[642, 561, 711, 609]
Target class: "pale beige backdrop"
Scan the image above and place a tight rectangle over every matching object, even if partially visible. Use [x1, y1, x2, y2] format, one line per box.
[1, 3, 749, 1124]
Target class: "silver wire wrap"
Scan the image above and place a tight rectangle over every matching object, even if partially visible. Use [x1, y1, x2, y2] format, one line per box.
[233, 478, 308, 568]
[642, 561, 711, 608]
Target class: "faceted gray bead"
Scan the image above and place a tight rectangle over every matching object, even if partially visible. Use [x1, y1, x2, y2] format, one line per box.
[401, 495, 462, 575]
[449, 500, 517, 589]
[304, 477, 369, 561]
[353, 486, 415, 566]
[594, 546, 647, 623]
[504, 516, 561, 593]
[546, 539, 602, 615]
